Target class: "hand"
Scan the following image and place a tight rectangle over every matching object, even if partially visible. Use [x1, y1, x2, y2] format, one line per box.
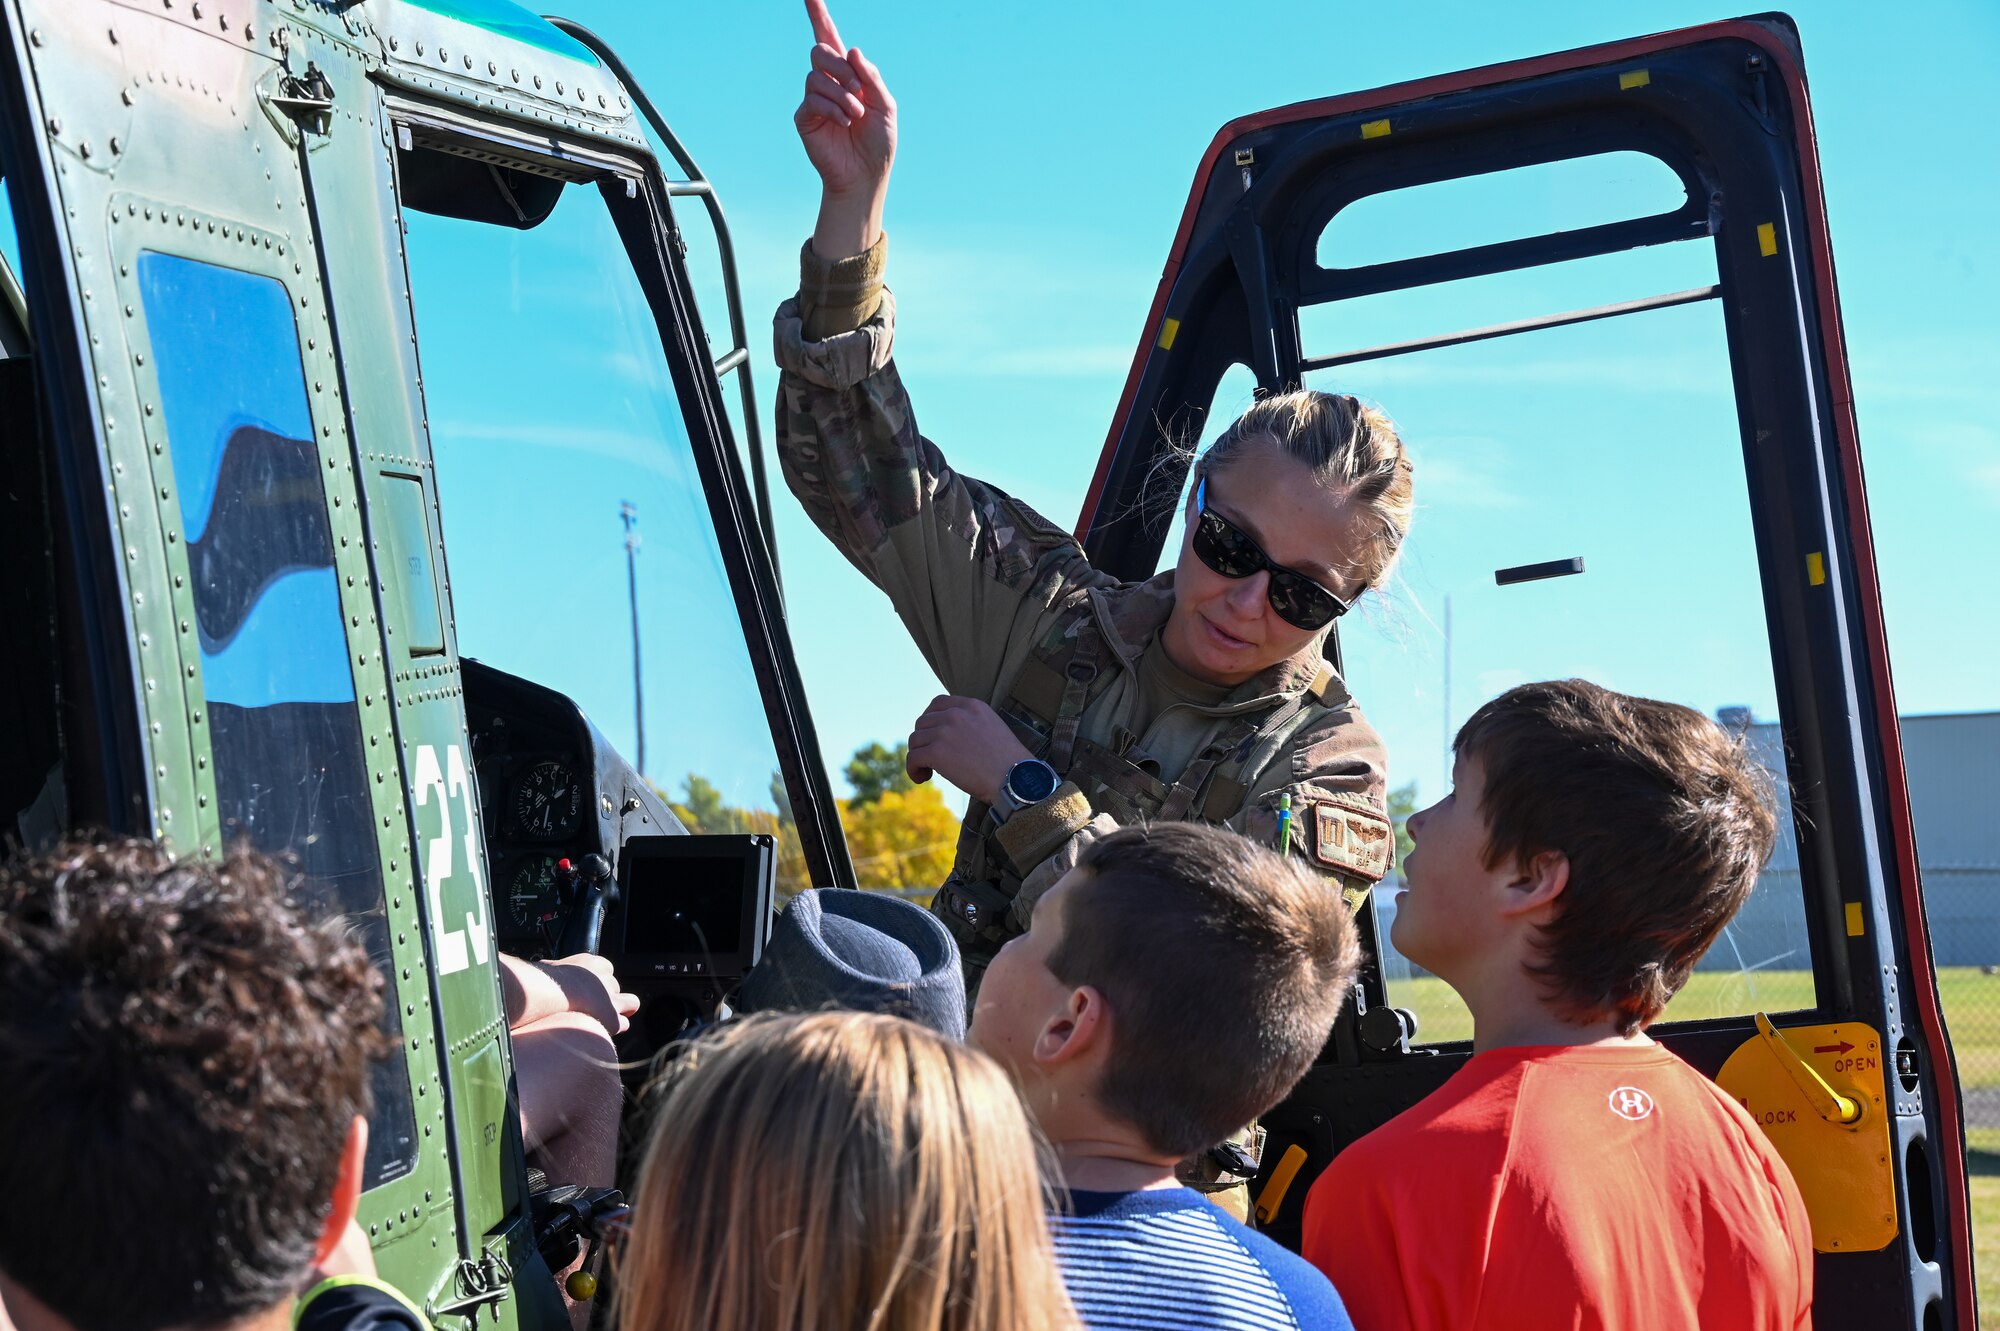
[794, 0, 895, 257]
[540, 954, 640, 1040]
[907, 696, 1035, 807]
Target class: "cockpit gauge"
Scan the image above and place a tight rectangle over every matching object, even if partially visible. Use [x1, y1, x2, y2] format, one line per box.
[512, 758, 583, 840]
[507, 854, 563, 934]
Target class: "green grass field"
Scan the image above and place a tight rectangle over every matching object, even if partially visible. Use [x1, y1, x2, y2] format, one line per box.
[1391, 966, 2000, 1089]
[1394, 966, 2000, 1325]
[1969, 1130, 2000, 1329]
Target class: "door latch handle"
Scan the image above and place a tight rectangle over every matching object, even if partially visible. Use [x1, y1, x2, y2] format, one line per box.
[269, 64, 335, 136]
[1754, 1012, 1863, 1125]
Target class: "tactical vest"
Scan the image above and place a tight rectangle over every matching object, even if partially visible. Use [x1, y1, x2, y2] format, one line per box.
[931, 588, 1343, 972]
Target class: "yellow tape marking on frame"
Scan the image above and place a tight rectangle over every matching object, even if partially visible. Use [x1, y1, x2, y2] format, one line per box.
[1620, 69, 1652, 89]
[1254, 1144, 1310, 1226]
[1846, 902, 1865, 937]
[1361, 119, 1392, 139]
[1758, 222, 1779, 256]
[1807, 551, 1826, 586]
[1157, 317, 1181, 351]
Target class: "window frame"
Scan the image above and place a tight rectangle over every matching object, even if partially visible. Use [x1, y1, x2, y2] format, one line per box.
[1081, 37, 1874, 1041]
[382, 97, 855, 894]
[119, 233, 422, 1190]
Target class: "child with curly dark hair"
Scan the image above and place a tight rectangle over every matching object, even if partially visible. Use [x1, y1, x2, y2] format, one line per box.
[0, 838, 426, 1331]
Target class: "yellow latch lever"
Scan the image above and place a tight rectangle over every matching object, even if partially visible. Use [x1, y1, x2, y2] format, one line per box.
[1754, 1013, 1863, 1125]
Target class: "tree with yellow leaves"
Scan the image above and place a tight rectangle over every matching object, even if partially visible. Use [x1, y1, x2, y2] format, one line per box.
[838, 783, 959, 890]
[658, 744, 959, 899]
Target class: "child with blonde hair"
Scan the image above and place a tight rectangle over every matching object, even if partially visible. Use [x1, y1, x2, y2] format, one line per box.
[615, 1010, 1080, 1331]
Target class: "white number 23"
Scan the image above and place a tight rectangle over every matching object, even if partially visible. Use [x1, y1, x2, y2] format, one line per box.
[413, 742, 492, 977]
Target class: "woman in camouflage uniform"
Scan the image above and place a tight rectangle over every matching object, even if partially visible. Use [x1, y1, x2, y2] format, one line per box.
[779, 1, 1414, 982]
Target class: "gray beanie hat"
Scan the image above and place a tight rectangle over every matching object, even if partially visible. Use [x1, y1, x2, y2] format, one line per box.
[733, 888, 966, 1040]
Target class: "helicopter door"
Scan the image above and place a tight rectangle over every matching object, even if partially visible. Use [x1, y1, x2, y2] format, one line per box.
[0, 0, 460, 1297]
[1083, 15, 1971, 1329]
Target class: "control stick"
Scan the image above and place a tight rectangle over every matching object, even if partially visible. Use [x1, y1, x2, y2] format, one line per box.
[555, 853, 615, 957]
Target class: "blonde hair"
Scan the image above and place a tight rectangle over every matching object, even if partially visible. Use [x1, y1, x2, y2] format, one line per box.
[614, 1011, 1081, 1331]
[1200, 388, 1414, 592]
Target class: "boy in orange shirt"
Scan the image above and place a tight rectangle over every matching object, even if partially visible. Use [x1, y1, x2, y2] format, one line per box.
[1302, 679, 1812, 1331]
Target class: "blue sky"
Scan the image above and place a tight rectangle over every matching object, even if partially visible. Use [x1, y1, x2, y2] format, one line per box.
[4, 1, 1993, 818]
[563, 0, 1997, 807]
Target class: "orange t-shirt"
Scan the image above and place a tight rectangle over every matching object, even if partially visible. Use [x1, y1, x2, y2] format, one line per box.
[1302, 1042, 1812, 1331]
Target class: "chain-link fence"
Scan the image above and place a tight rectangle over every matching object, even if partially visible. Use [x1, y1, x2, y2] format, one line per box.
[1925, 867, 2000, 1125]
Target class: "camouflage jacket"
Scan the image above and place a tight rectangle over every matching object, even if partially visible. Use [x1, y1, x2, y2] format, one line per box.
[773, 262, 1391, 961]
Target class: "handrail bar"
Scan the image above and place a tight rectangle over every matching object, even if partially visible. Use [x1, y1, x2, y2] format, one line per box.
[545, 16, 780, 585]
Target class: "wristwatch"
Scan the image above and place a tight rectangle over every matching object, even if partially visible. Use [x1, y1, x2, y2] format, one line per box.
[991, 757, 1060, 823]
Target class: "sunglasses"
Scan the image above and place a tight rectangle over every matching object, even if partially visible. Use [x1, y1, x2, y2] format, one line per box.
[1191, 476, 1354, 630]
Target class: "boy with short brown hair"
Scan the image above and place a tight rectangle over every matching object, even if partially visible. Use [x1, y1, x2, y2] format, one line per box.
[1302, 679, 1812, 1331]
[970, 820, 1362, 1330]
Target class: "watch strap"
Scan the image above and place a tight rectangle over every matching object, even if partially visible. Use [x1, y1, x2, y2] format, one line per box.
[992, 782, 1093, 874]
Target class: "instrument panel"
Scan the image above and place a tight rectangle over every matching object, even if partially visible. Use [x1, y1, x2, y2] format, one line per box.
[462, 657, 693, 964]
[464, 663, 604, 958]
[507, 757, 585, 842]
[500, 851, 566, 942]
[480, 748, 590, 954]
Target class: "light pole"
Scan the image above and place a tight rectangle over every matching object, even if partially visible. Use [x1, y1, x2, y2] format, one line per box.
[622, 500, 645, 777]
[1441, 592, 1452, 798]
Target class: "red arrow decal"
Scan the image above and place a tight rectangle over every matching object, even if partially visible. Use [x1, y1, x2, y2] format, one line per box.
[1813, 1041, 1855, 1055]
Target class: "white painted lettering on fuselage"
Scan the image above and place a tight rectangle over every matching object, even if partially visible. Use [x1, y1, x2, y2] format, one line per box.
[415, 742, 492, 977]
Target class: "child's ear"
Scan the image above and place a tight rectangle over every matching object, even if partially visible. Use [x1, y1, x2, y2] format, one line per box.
[1499, 849, 1569, 918]
[311, 1115, 370, 1269]
[1033, 984, 1110, 1068]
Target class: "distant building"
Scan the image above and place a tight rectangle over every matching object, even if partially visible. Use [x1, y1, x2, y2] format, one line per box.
[1741, 710, 2000, 971]
[1373, 710, 2000, 981]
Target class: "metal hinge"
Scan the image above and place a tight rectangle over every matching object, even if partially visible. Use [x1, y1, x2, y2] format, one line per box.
[270, 62, 335, 136]
[428, 1251, 513, 1321]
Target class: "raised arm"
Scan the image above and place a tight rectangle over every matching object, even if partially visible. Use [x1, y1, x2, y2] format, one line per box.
[796, 0, 895, 270]
[777, 0, 1108, 701]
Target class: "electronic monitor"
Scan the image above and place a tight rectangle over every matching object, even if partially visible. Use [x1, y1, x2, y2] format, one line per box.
[616, 833, 773, 980]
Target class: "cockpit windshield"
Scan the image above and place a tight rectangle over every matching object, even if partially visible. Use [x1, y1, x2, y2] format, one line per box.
[400, 150, 813, 895]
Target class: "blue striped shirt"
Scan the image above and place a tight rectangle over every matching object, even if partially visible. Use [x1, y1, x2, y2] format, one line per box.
[1050, 1188, 1355, 1330]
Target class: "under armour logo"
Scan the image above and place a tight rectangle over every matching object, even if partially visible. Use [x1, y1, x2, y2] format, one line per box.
[1608, 1086, 1656, 1121]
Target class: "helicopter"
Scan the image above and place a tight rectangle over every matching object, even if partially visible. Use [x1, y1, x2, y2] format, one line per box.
[0, 0, 1973, 1326]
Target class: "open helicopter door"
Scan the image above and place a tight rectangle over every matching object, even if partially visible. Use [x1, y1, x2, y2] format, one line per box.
[0, 0, 505, 1318]
[1081, 14, 1972, 1328]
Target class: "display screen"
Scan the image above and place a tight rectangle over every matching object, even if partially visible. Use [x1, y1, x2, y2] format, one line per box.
[621, 853, 746, 957]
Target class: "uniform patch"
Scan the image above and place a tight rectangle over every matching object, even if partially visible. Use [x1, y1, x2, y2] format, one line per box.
[1312, 800, 1393, 882]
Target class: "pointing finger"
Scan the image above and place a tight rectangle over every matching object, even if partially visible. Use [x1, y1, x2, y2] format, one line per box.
[804, 0, 843, 54]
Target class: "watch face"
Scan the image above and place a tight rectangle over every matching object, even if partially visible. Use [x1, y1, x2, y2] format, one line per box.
[1011, 760, 1059, 804]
